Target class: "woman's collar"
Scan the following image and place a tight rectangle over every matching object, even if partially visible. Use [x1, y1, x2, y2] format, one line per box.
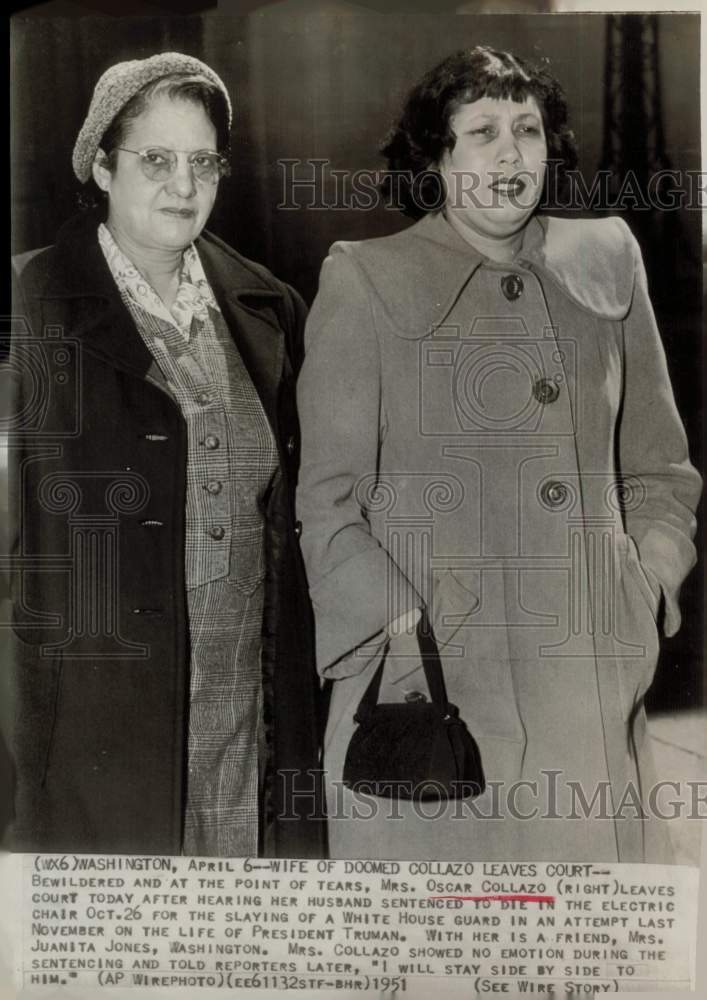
[421, 210, 635, 322]
[350, 210, 635, 339]
[441, 208, 542, 263]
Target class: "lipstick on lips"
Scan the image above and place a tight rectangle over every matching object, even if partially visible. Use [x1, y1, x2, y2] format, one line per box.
[487, 174, 536, 208]
[160, 207, 197, 218]
[489, 176, 527, 196]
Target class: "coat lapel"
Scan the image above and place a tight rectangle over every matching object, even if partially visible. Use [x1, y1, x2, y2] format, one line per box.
[33, 211, 287, 427]
[331, 212, 542, 339]
[354, 210, 632, 339]
[196, 232, 285, 431]
[37, 210, 157, 381]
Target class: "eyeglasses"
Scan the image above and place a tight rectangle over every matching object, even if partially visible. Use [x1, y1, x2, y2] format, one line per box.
[114, 146, 231, 183]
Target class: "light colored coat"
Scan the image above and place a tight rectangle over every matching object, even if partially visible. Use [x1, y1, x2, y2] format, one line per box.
[296, 210, 701, 862]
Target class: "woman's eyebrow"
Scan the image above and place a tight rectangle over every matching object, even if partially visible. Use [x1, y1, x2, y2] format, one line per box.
[460, 110, 541, 122]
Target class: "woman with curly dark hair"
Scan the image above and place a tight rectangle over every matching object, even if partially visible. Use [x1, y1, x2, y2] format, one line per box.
[380, 46, 578, 221]
[296, 46, 700, 861]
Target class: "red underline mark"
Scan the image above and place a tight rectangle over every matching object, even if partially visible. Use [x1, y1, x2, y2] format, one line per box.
[428, 894, 555, 904]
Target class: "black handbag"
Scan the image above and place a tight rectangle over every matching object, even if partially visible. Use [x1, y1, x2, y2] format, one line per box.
[342, 612, 485, 801]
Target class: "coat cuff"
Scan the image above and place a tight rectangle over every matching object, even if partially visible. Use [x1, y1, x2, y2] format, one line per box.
[310, 546, 422, 674]
[632, 524, 697, 637]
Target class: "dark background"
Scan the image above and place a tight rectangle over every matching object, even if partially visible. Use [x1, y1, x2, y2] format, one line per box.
[9, 11, 704, 711]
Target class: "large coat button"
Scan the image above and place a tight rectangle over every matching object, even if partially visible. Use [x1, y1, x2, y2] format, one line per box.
[209, 525, 226, 540]
[203, 435, 220, 450]
[501, 274, 524, 300]
[533, 378, 560, 404]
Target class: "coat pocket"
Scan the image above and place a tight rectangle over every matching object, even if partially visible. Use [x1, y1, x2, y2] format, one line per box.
[620, 533, 661, 625]
[186, 522, 267, 595]
[614, 534, 661, 718]
[229, 524, 267, 596]
[379, 569, 479, 695]
[431, 568, 481, 649]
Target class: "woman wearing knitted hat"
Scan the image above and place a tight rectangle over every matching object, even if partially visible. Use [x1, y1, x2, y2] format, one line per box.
[9, 53, 324, 857]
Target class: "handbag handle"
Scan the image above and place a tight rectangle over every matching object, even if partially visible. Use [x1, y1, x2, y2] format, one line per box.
[355, 608, 451, 718]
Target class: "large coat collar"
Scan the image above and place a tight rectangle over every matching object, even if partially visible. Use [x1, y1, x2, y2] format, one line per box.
[333, 210, 637, 340]
[31, 208, 286, 420]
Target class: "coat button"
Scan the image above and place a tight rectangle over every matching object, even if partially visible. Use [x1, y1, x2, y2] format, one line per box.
[533, 377, 560, 404]
[294, 520, 303, 538]
[197, 391, 213, 406]
[540, 480, 570, 509]
[286, 435, 296, 455]
[204, 480, 223, 495]
[203, 435, 220, 450]
[501, 274, 524, 300]
[209, 525, 226, 540]
[404, 690, 427, 703]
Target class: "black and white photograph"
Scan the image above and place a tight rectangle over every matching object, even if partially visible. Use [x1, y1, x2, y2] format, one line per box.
[2, 1, 705, 996]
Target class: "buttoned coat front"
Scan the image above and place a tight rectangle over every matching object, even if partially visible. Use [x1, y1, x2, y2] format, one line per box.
[297, 210, 701, 862]
[9, 208, 326, 857]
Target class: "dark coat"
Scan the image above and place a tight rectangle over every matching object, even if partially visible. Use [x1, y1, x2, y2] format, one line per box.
[9, 208, 326, 857]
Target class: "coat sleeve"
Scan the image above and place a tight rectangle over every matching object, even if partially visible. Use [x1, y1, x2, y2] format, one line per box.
[617, 223, 702, 636]
[296, 247, 422, 676]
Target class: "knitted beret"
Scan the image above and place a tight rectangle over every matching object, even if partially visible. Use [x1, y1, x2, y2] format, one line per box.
[72, 52, 233, 183]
